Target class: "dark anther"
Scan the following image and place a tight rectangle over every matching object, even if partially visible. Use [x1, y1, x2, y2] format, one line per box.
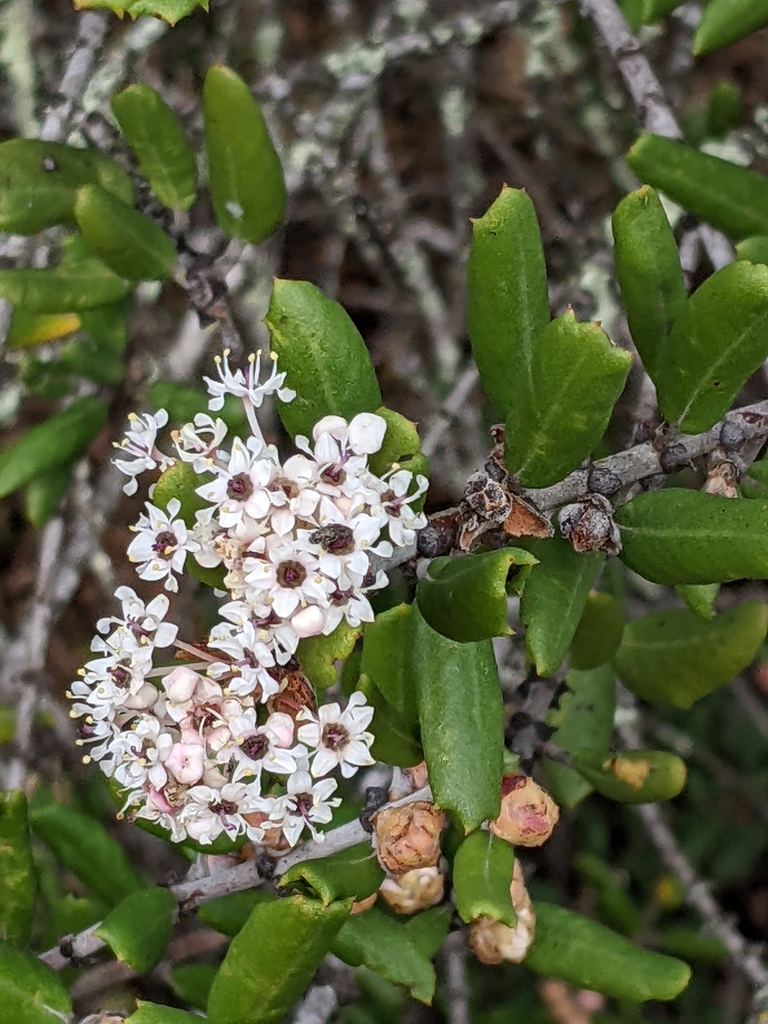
[360, 786, 388, 833]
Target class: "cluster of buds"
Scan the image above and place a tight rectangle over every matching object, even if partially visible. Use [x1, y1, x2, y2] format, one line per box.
[69, 351, 428, 848]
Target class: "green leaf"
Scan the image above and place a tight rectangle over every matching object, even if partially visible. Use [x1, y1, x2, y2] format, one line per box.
[147, 381, 247, 435]
[94, 888, 176, 974]
[0, 397, 106, 499]
[360, 603, 415, 715]
[0, 941, 72, 1024]
[675, 582, 719, 621]
[71, 0, 207, 25]
[524, 902, 691, 1001]
[0, 792, 35, 947]
[402, 906, 451, 959]
[206, 895, 350, 1024]
[265, 279, 382, 438]
[29, 803, 142, 907]
[279, 843, 384, 905]
[615, 490, 768, 584]
[358, 673, 423, 767]
[298, 623, 361, 689]
[615, 602, 768, 707]
[332, 908, 436, 1004]
[572, 749, 687, 803]
[642, 0, 684, 21]
[197, 891, 274, 937]
[612, 186, 686, 381]
[170, 964, 217, 1010]
[412, 606, 503, 831]
[0, 138, 131, 234]
[736, 235, 768, 264]
[655, 261, 768, 432]
[518, 538, 604, 676]
[626, 133, 768, 240]
[0, 249, 130, 313]
[203, 65, 285, 244]
[6, 311, 81, 348]
[574, 853, 643, 936]
[453, 830, 516, 926]
[543, 665, 616, 808]
[74, 185, 177, 281]
[656, 927, 727, 964]
[367, 408, 429, 498]
[693, 0, 768, 55]
[504, 311, 632, 487]
[112, 84, 197, 210]
[417, 549, 537, 643]
[126, 1003, 201, 1024]
[569, 592, 625, 669]
[467, 187, 549, 418]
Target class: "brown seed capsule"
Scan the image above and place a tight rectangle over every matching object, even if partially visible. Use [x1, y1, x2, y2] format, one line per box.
[558, 494, 621, 556]
[490, 774, 560, 848]
[379, 865, 445, 915]
[374, 800, 445, 874]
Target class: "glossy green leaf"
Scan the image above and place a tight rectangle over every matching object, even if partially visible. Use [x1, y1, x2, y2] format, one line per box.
[412, 606, 503, 832]
[657, 928, 727, 964]
[453, 830, 515, 926]
[675, 582, 719, 621]
[127, 1003, 201, 1024]
[615, 602, 768, 707]
[29, 803, 142, 907]
[95, 888, 176, 974]
[417, 549, 536, 643]
[0, 138, 131, 234]
[75, 185, 177, 281]
[626, 133, 768, 239]
[655, 261, 768, 432]
[402, 906, 451, 958]
[73, 0, 207, 25]
[367, 408, 429, 497]
[0, 941, 72, 1024]
[505, 311, 632, 487]
[203, 65, 285, 244]
[197, 891, 274, 937]
[265, 279, 382, 437]
[332, 907, 435, 1004]
[0, 792, 35, 946]
[612, 186, 686, 381]
[360, 603, 415, 715]
[170, 964, 217, 1011]
[279, 843, 384, 905]
[206, 895, 350, 1024]
[358, 672, 422, 767]
[518, 538, 604, 676]
[0, 397, 106, 499]
[615, 490, 768, 584]
[642, 0, 684, 21]
[524, 902, 691, 1001]
[572, 750, 687, 803]
[569, 592, 625, 669]
[575, 853, 643, 936]
[693, 0, 768, 55]
[0, 246, 130, 313]
[544, 665, 616, 808]
[736, 235, 768, 264]
[298, 623, 361, 689]
[112, 84, 197, 210]
[467, 187, 549, 418]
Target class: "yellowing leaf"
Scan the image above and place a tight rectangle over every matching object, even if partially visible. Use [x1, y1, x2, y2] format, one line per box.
[72, 0, 207, 25]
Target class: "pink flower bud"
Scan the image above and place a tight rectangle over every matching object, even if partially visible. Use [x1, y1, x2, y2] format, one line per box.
[165, 742, 205, 784]
[147, 788, 173, 813]
[291, 605, 326, 638]
[266, 712, 295, 747]
[313, 415, 348, 440]
[374, 801, 445, 875]
[163, 666, 200, 704]
[207, 726, 231, 752]
[122, 683, 158, 710]
[379, 865, 444, 915]
[490, 774, 560, 848]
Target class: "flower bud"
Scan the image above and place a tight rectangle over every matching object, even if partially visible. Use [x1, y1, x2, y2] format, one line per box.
[163, 666, 200, 704]
[374, 801, 445, 874]
[313, 415, 348, 440]
[266, 711, 295, 747]
[291, 605, 326, 638]
[490, 774, 560, 848]
[165, 742, 205, 785]
[379, 865, 444, 915]
[122, 682, 159, 710]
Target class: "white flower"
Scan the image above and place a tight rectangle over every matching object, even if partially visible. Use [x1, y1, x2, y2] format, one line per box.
[127, 498, 198, 593]
[244, 542, 333, 619]
[196, 437, 275, 530]
[204, 350, 296, 418]
[297, 691, 375, 778]
[180, 782, 249, 844]
[172, 414, 229, 473]
[220, 711, 304, 784]
[368, 470, 428, 547]
[97, 587, 178, 653]
[263, 454, 321, 536]
[312, 412, 387, 456]
[112, 410, 173, 496]
[275, 770, 340, 845]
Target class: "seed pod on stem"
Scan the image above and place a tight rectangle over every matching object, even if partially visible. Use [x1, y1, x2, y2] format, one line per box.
[374, 800, 445, 874]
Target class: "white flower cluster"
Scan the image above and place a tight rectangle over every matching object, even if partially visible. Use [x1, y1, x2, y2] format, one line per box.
[70, 351, 428, 848]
